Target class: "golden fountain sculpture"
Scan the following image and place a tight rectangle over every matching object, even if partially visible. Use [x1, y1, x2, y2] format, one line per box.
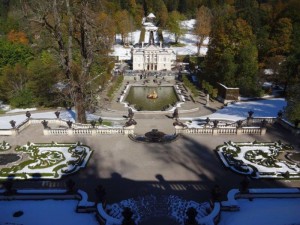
[147, 90, 158, 99]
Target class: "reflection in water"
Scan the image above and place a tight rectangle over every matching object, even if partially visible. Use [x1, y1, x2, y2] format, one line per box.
[125, 86, 179, 111]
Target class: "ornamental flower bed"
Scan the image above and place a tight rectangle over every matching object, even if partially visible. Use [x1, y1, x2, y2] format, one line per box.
[217, 141, 300, 179]
[0, 142, 92, 179]
[0, 141, 11, 151]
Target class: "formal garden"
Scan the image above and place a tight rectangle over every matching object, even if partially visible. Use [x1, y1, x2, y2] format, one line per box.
[217, 141, 300, 179]
[0, 142, 92, 179]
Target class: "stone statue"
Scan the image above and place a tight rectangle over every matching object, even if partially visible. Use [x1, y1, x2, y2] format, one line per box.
[128, 108, 134, 119]
[173, 108, 179, 119]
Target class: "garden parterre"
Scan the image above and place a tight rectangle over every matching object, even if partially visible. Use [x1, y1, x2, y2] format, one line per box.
[0, 142, 92, 179]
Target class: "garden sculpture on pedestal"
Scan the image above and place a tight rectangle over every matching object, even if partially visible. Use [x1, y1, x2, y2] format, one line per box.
[173, 107, 179, 119]
[90, 120, 96, 128]
[248, 110, 254, 118]
[122, 207, 136, 225]
[25, 111, 31, 119]
[41, 120, 48, 129]
[185, 207, 198, 225]
[66, 120, 73, 128]
[213, 120, 219, 128]
[247, 110, 254, 126]
[55, 111, 60, 119]
[205, 117, 210, 124]
[9, 120, 16, 129]
[128, 108, 134, 119]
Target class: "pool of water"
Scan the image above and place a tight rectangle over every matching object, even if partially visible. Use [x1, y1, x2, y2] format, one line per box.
[124, 86, 179, 111]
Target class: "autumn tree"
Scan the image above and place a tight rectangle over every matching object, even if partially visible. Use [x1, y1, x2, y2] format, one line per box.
[194, 6, 212, 55]
[7, 30, 29, 44]
[0, 63, 33, 107]
[27, 0, 114, 123]
[204, 9, 260, 96]
[114, 10, 132, 44]
[166, 11, 184, 43]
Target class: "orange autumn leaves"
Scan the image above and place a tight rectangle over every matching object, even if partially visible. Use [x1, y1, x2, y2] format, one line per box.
[7, 30, 29, 45]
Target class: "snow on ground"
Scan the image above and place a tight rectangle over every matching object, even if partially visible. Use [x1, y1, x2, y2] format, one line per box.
[111, 45, 132, 60]
[185, 98, 287, 122]
[234, 145, 299, 174]
[0, 109, 124, 129]
[115, 30, 141, 45]
[112, 19, 209, 58]
[0, 199, 99, 225]
[180, 19, 196, 31]
[219, 198, 300, 225]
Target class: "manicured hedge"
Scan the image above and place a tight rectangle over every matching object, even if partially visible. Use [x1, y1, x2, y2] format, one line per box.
[182, 75, 198, 97]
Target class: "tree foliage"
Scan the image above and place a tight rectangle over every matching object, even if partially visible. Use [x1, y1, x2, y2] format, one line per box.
[194, 6, 212, 55]
[166, 11, 184, 43]
[26, 0, 114, 122]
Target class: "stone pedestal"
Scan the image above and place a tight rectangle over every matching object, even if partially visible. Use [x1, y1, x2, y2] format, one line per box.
[67, 128, 73, 136]
[236, 128, 242, 135]
[212, 128, 218, 135]
[260, 127, 267, 135]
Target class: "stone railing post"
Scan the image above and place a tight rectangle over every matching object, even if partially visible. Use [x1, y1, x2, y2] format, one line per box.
[260, 127, 267, 135]
[67, 129, 73, 136]
[43, 129, 50, 135]
[11, 129, 18, 136]
[236, 127, 242, 135]
[92, 129, 97, 136]
[212, 128, 218, 135]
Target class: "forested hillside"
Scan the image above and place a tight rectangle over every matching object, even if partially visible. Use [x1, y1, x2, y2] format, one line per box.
[0, 0, 299, 122]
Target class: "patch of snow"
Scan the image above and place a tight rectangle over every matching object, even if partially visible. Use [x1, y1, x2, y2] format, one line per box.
[180, 19, 196, 31]
[264, 69, 274, 75]
[17, 189, 67, 194]
[184, 98, 287, 121]
[219, 198, 300, 225]
[6, 108, 37, 114]
[0, 199, 99, 225]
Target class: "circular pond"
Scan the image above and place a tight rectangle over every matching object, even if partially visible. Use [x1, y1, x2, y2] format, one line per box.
[124, 86, 179, 111]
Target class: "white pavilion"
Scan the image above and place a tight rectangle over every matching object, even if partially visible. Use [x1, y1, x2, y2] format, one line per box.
[131, 13, 176, 71]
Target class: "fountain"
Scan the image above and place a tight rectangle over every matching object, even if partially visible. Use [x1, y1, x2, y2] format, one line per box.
[128, 129, 179, 143]
[124, 86, 179, 111]
[147, 90, 158, 99]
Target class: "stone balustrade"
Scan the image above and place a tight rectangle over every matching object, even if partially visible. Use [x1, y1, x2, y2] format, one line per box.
[176, 126, 266, 135]
[43, 127, 134, 136]
[0, 118, 133, 136]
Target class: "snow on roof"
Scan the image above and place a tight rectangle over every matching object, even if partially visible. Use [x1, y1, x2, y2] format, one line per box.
[147, 13, 156, 18]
